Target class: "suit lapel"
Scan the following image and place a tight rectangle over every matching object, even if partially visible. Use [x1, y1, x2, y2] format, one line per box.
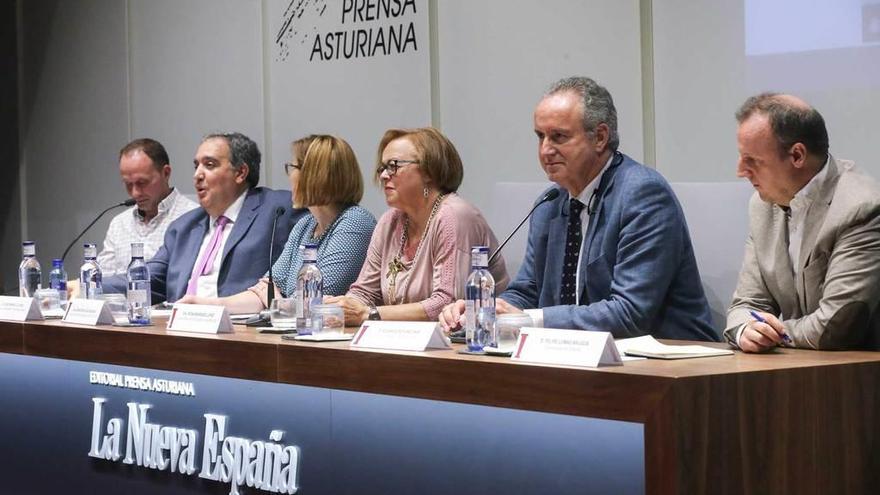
[175, 214, 208, 297]
[546, 199, 569, 306]
[580, 153, 622, 302]
[797, 158, 839, 270]
[222, 190, 260, 263]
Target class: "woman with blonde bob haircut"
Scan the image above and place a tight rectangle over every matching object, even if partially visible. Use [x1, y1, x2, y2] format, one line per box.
[180, 134, 376, 313]
[327, 127, 508, 325]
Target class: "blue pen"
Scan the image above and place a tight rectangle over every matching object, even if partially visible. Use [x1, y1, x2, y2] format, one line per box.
[749, 310, 792, 344]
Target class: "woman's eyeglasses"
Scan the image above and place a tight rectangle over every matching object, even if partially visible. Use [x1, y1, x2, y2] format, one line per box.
[283, 162, 302, 176]
[378, 159, 419, 177]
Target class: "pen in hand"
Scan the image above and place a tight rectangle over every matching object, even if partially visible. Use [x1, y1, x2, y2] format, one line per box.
[749, 310, 792, 344]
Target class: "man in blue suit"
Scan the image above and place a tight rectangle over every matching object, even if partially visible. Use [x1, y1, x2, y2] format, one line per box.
[103, 132, 300, 303]
[440, 77, 717, 341]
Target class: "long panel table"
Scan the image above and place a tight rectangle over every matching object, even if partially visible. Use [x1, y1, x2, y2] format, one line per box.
[0, 318, 878, 494]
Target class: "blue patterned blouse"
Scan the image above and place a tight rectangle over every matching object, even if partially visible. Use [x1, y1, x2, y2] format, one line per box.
[268, 205, 376, 296]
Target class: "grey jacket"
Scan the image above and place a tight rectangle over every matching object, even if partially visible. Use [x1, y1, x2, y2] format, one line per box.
[726, 157, 880, 350]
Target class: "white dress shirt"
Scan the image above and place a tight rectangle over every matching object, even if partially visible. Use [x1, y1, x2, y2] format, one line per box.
[190, 191, 247, 298]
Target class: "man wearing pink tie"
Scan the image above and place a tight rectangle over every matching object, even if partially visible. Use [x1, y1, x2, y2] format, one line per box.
[103, 132, 301, 303]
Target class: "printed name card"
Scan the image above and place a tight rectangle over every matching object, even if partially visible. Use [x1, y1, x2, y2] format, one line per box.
[63, 299, 114, 326]
[350, 321, 451, 351]
[511, 327, 622, 368]
[0, 296, 43, 322]
[166, 304, 233, 334]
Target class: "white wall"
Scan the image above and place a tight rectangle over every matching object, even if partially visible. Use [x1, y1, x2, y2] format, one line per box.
[438, 0, 644, 277]
[20, 0, 129, 263]
[16, 0, 880, 320]
[129, 0, 265, 193]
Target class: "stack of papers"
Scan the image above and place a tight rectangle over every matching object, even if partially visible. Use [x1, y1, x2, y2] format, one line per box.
[615, 335, 733, 360]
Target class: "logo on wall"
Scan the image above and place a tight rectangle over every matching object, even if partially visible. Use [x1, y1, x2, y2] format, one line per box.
[275, 0, 420, 62]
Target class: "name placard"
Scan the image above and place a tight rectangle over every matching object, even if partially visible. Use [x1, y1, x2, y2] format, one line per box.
[167, 304, 233, 334]
[63, 299, 114, 326]
[350, 321, 450, 351]
[511, 327, 622, 368]
[0, 296, 43, 322]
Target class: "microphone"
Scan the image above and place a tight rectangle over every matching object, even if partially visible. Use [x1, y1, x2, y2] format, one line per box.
[586, 187, 600, 215]
[448, 189, 561, 341]
[252, 206, 286, 329]
[266, 206, 286, 309]
[488, 188, 560, 265]
[60, 199, 137, 264]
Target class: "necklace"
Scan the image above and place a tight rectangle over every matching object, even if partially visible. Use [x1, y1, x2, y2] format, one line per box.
[309, 206, 349, 243]
[386, 193, 447, 304]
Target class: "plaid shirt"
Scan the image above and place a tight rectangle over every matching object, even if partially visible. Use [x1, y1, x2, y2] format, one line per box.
[97, 188, 199, 276]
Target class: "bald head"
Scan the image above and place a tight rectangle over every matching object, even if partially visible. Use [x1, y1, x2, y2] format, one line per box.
[736, 92, 829, 162]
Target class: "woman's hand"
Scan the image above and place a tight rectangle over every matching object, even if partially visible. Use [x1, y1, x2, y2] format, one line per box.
[325, 295, 370, 326]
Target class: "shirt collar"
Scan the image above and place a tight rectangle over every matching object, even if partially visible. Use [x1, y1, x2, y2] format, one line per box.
[789, 155, 830, 214]
[212, 189, 248, 224]
[570, 153, 615, 206]
[133, 188, 179, 222]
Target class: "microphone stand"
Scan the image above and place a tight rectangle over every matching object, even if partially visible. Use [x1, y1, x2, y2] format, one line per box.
[488, 188, 560, 265]
[450, 189, 560, 340]
[254, 207, 288, 331]
[60, 199, 136, 264]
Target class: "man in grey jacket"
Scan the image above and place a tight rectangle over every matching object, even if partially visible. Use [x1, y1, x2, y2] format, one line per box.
[727, 93, 880, 352]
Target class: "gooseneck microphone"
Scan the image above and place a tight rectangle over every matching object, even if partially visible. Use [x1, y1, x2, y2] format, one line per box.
[266, 206, 286, 310]
[60, 199, 137, 264]
[488, 188, 560, 265]
[252, 206, 286, 329]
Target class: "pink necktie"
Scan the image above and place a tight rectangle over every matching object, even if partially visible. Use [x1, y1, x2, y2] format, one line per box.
[186, 216, 230, 295]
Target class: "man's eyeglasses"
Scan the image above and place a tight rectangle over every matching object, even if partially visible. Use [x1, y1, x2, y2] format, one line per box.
[283, 162, 302, 176]
[378, 159, 420, 177]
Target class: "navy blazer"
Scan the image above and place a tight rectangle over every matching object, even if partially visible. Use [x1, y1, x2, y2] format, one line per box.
[501, 153, 718, 341]
[104, 187, 302, 303]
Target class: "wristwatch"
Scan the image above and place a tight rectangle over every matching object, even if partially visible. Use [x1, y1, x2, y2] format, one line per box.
[367, 305, 381, 321]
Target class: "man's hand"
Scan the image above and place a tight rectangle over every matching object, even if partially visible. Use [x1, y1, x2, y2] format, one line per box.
[176, 294, 213, 305]
[739, 311, 786, 353]
[439, 298, 525, 332]
[495, 298, 524, 315]
[66, 280, 81, 300]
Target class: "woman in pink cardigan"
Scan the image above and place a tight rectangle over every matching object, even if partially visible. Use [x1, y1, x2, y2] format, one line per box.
[326, 127, 509, 325]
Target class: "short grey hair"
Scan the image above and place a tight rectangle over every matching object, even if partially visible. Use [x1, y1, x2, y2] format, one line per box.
[546, 76, 620, 151]
[203, 132, 261, 188]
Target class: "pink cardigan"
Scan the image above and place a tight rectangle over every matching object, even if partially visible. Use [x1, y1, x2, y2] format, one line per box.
[347, 193, 509, 319]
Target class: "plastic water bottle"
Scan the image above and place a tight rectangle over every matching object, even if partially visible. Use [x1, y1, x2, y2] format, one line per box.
[295, 244, 323, 335]
[126, 242, 151, 324]
[80, 243, 103, 299]
[48, 258, 68, 303]
[18, 241, 42, 297]
[465, 246, 496, 352]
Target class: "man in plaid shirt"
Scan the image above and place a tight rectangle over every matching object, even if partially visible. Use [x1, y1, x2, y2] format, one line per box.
[97, 138, 198, 275]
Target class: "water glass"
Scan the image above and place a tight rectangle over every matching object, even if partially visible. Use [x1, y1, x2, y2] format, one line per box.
[270, 298, 298, 329]
[310, 303, 345, 336]
[102, 293, 129, 324]
[34, 288, 61, 315]
[495, 313, 534, 352]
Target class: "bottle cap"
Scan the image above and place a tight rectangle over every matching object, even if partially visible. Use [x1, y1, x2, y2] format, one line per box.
[130, 242, 145, 258]
[22, 241, 36, 257]
[83, 243, 97, 259]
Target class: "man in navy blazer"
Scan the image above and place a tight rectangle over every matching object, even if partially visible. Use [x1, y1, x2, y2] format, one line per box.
[441, 77, 717, 341]
[103, 132, 300, 303]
